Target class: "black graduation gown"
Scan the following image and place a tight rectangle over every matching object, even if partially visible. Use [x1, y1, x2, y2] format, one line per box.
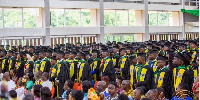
[100, 59, 116, 82]
[2, 57, 8, 73]
[154, 68, 173, 99]
[118, 56, 130, 79]
[69, 60, 78, 82]
[133, 65, 154, 90]
[8, 57, 16, 71]
[27, 61, 34, 74]
[17, 60, 25, 78]
[78, 62, 92, 82]
[91, 58, 101, 81]
[57, 61, 70, 97]
[39, 59, 51, 73]
[113, 53, 120, 68]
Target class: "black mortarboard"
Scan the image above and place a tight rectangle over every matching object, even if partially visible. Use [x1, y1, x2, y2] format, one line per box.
[149, 49, 158, 54]
[65, 51, 70, 54]
[119, 48, 126, 52]
[57, 50, 64, 55]
[29, 46, 34, 49]
[113, 45, 119, 49]
[12, 46, 16, 48]
[71, 51, 77, 55]
[101, 47, 109, 52]
[39, 50, 45, 53]
[78, 51, 85, 57]
[84, 51, 90, 56]
[190, 40, 198, 46]
[129, 55, 136, 61]
[157, 56, 167, 61]
[137, 53, 146, 58]
[92, 50, 98, 54]
[139, 44, 146, 48]
[6, 45, 10, 47]
[175, 52, 187, 62]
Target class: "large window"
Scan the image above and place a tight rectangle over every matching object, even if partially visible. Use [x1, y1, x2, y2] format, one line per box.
[104, 10, 115, 26]
[158, 12, 168, 26]
[81, 9, 90, 26]
[149, 11, 157, 26]
[104, 34, 110, 43]
[116, 10, 128, 26]
[66, 9, 80, 27]
[4, 8, 22, 27]
[168, 12, 173, 26]
[113, 35, 122, 42]
[23, 8, 38, 28]
[0, 8, 2, 28]
[129, 10, 135, 26]
[124, 35, 133, 42]
[50, 9, 64, 27]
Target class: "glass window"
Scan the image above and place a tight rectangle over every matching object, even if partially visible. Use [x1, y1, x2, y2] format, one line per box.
[149, 11, 157, 26]
[104, 10, 115, 26]
[129, 10, 135, 26]
[116, 10, 128, 26]
[168, 12, 173, 26]
[104, 34, 110, 43]
[66, 9, 80, 26]
[4, 8, 22, 27]
[23, 8, 38, 28]
[113, 35, 122, 42]
[50, 9, 64, 27]
[81, 9, 90, 27]
[124, 35, 133, 42]
[0, 8, 2, 28]
[158, 12, 168, 26]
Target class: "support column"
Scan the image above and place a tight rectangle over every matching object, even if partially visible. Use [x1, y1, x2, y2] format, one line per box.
[110, 34, 113, 42]
[180, 0, 186, 40]
[133, 34, 135, 42]
[97, 0, 105, 43]
[143, 0, 149, 41]
[121, 35, 124, 43]
[42, 0, 51, 46]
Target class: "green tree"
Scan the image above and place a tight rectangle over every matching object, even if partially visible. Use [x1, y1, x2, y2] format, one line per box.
[4, 9, 22, 27]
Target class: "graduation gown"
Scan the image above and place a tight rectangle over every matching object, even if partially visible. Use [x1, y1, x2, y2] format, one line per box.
[16, 60, 25, 78]
[146, 59, 157, 72]
[24, 60, 34, 74]
[1, 56, 8, 73]
[118, 56, 130, 79]
[69, 59, 78, 82]
[34, 60, 41, 75]
[39, 57, 51, 73]
[8, 56, 16, 71]
[77, 60, 92, 82]
[192, 63, 199, 81]
[154, 67, 173, 99]
[172, 66, 193, 92]
[113, 53, 120, 68]
[90, 58, 101, 82]
[100, 57, 116, 82]
[133, 64, 154, 90]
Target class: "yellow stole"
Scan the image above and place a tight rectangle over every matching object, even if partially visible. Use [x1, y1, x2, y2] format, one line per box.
[92, 60, 98, 81]
[70, 62, 75, 78]
[192, 50, 197, 62]
[56, 64, 61, 76]
[136, 66, 147, 82]
[146, 60, 157, 72]
[113, 58, 116, 67]
[100, 58, 111, 76]
[78, 63, 85, 83]
[194, 69, 198, 81]
[155, 72, 165, 88]
[173, 67, 185, 91]
[130, 65, 134, 89]
[2, 59, 6, 70]
[120, 57, 127, 76]
[16, 61, 21, 69]
[51, 67, 56, 77]
[35, 64, 40, 74]
[40, 61, 46, 72]
[8, 60, 12, 71]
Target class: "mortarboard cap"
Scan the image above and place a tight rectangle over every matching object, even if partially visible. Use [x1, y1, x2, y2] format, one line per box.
[157, 56, 167, 61]
[137, 52, 146, 58]
[129, 55, 136, 61]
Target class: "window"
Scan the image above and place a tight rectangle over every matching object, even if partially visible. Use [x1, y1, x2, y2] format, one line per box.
[124, 35, 133, 42]
[23, 8, 38, 28]
[66, 9, 80, 26]
[50, 9, 64, 27]
[149, 11, 157, 26]
[113, 35, 122, 42]
[81, 9, 90, 26]
[104, 10, 115, 26]
[4, 8, 22, 27]
[116, 10, 128, 26]
[158, 12, 168, 26]
[168, 12, 173, 26]
[129, 10, 135, 26]
[104, 34, 110, 43]
[0, 8, 2, 28]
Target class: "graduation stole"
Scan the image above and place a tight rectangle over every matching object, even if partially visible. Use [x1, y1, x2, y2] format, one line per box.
[154, 66, 168, 88]
[40, 57, 47, 72]
[34, 60, 41, 74]
[16, 60, 22, 70]
[173, 65, 186, 91]
[136, 64, 147, 82]
[191, 49, 197, 62]
[2, 57, 6, 70]
[92, 58, 99, 81]
[8, 56, 13, 71]
[120, 56, 127, 76]
[56, 59, 64, 77]
[146, 60, 157, 72]
[24, 60, 33, 72]
[51, 64, 57, 77]
[100, 57, 111, 76]
[113, 53, 118, 67]
[77, 60, 86, 83]
[130, 65, 134, 89]
[70, 60, 78, 78]
[194, 69, 198, 81]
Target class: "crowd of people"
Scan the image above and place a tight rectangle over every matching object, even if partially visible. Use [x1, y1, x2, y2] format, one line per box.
[0, 39, 199, 100]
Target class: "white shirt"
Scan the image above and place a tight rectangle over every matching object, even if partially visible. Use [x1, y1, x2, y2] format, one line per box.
[15, 87, 25, 99]
[7, 80, 16, 91]
[42, 80, 52, 91]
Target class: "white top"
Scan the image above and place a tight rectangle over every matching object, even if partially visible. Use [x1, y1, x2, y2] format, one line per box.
[7, 80, 16, 91]
[42, 80, 52, 91]
[15, 87, 25, 99]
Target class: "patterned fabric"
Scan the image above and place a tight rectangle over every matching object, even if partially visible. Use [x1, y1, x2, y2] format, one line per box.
[105, 94, 118, 100]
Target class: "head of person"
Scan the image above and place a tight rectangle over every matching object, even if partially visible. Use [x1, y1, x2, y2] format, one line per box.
[17, 77, 26, 87]
[3, 72, 10, 81]
[129, 55, 137, 65]
[6, 50, 13, 58]
[77, 52, 85, 60]
[64, 52, 70, 60]
[139, 45, 145, 53]
[69, 51, 76, 60]
[39, 50, 46, 59]
[96, 81, 107, 93]
[101, 48, 109, 58]
[82, 80, 92, 94]
[133, 87, 145, 100]
[116, 76, 123, 89]
[176, 83, 190, 93]
[113, 46, 119, 54]
[92, 50, 98, 59]
[69, 90, 84, 100]
[41, 72, 49, 81]
[65, 89, 73, 100]
[146, 89, 159, 100]
[23, 95, 34, 100]
[121, 80, 131, 91]
[172, 52, 186, 67]
[33, 85, 43, 98]
[25, 73, 34, 81]
[40, 87, 52, 100]
[196, 54, 199, 66]
[36, 70, 42, 80]
[46, 51, 52, 58]
[28, 46, 34, 53]
[9, 90, 17, 99]
[101, 75, 110, 86]
[156, 87, 165, 100]
[85, 53, 90, 61]
[63, 80, 74, 90]
[157, 56, 167, 69]
[120, 48, 126, 56]
[137, 53, 146, 65]
[148, 50, 157, 60]
[34, 52, 39, 61]
[56, 50, 64, 60]
[0, 50, 6, 57]
[17, 52, 24, 60]
[51, 57, 57, 66]
[9, 69, 16, 77]
[190, 40, 198, 49]
[26, 54, 33, 61]
[117, 94, 129, 100]
[108, 82, 118, 96]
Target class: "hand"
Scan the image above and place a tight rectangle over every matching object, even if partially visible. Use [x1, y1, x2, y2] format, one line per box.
[55, 81, 59, 86]
[115, 68, 120, 72]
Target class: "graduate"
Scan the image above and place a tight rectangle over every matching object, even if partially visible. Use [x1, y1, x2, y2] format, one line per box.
[128, 55, 137, 89]
[154, 55, 173, 99]
[172, 52, 193, 92]
[39, 50, 51, 73]
[99, 47, 115, 82]
[33, 51, 41, 77]
[16, 52, 25, 78]
[146, 49, 158, 72]
[7, 50, 16, 72]
[133, 53, 154, 90]
[112, 45, 120, 69]
[117, 48, 130, 79]
[90, 50, 101, 84]
[24, 54, 34, 74]
[1, 50, 8, 73]
[76, 51, 92, 83]
[69, 51, 78, 82]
